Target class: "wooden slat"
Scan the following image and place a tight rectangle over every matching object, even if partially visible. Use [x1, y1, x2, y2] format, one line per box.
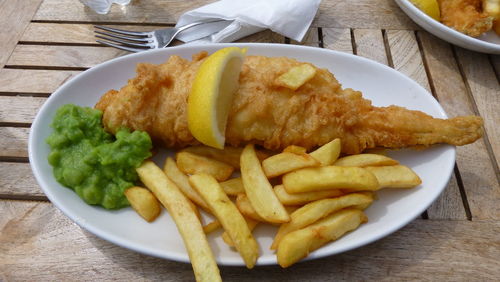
[490, 55, 500, 78]
[386, 30, 431, 92]
[0, 163, 43, 198]
[0, 127, 29, 158]
[20, 23, 172, 44]
[322, 28, 353, 54]
[0, 96, 46, 123]
[419, 31, 500, 220]
[1, 200, 499, 280]
[0, 0, 43, 68]
[352, 29, 387, 64]
[455, 48, 500, 170]
[235, 30, 284, 44]
[0, 69, 80, 93]
[34, 0, 417, 30]
[6, 45, 127, 68]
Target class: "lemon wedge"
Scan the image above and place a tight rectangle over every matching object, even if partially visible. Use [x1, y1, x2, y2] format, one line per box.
[410, 0, 440, 21]
[188, 47, 246, 149]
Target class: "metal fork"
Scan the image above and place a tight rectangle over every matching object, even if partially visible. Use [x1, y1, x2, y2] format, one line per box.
[95, 20, 225, 52]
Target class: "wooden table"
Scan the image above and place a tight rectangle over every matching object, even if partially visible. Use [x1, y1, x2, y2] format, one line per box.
[1, 0, 499, 280]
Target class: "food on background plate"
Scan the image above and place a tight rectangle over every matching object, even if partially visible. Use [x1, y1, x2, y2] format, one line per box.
[176, 151, 234, 181]
[411, 0, 500, 37]
[95, 51, 482, 155]
[46, 104, 152, 209]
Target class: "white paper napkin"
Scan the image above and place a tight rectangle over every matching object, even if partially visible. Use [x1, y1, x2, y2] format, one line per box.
[175, 0, 322, 44]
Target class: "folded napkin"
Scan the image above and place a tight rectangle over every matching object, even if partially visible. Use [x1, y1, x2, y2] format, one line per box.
[175, 0, 322, 44]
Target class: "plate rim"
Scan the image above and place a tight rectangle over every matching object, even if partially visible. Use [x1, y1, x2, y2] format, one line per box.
[28, 42, 456, 266]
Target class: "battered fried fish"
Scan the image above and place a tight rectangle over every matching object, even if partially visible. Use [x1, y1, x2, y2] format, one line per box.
[95, 52, 482, 154]
[438, 0, 493, 37]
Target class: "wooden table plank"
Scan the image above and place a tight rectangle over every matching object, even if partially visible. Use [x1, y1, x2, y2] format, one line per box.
[455, 48, 500, 170]
[0, 69, 80, 94]
[419, 32, 500, 220]
[0, 128, 29, 158]
[33, 0, 418, 30]
[0, 163, 44, 199]
[290, 28, 320, 46]
[20, 23, 172, 44]
[0, 96, 46, 124]
[352, 29, 387, 64]
[322, 28, 353, 54]
[1, 200, 499, 281]
[0, 0, 43, 68]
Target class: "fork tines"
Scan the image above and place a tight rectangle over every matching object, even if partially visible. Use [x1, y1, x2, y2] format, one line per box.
[94, 25, 154, 52]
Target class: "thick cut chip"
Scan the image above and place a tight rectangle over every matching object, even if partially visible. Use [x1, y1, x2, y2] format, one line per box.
[364, 165, 422, 188]
[189, 173, 259, 269]
[222, 217, 259, 247]
[283, 145, 307, 155]
[277, 208, 367, 268]
[136, 161, 221, 282]
[163, 157, 209, 211]
[181, 145, 269, 169]
[220, 177, 245, 196]
[309, 138, 341, 166]
[236, 194, 266, 222]
[203, 220, 222, 234]
[334, 153, 398, 167]
[271, 193, 373, 249]
[282, 166, 379, 193]
[275, 64, 317, 90]
[176, 151, 234, 181]
[124, 186, 161, 222]
[241, 144, 290, 223]
[274, 184, 343, 205]
[262, 152, 320, 178]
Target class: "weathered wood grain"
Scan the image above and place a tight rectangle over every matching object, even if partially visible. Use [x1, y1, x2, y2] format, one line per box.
[0, 163, 44, 199]
[352, 29, 387, 65]
[0, 0, 43, 68]
[386, 30, 431, 92]
[322, 28, 353, 54]
[419, 32, 500, 220]
[0, 96, 46, 124]
[6, 45, 127, 68]
[1, 200, 498, 281]
[0, 128, 29, 158]
[0, 69, 80, 93]
[33, 0, 417, 30]
[455, 47, 500, 170]
[20, 23, 172, 44]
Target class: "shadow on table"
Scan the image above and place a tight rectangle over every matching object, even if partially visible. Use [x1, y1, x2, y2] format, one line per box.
[84, 218, 460, 281]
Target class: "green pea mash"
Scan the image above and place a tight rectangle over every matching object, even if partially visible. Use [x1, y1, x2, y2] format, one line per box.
[46, 104, 152, 209]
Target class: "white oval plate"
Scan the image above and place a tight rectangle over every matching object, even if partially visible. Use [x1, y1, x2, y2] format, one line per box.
[395, 0, 500, 54]
[29, 43, 455, 266]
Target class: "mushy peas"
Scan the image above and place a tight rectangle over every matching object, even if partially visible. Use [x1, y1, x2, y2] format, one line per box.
[46, 104, 152, 209]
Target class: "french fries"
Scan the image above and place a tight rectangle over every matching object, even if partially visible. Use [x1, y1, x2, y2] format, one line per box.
[364, 165, 422, 188]
[274, 184, 344, 205]
[334, 153, 398, 167]
[136, 136, 423, 272]
[271, 193, 373, 249]
[277, 208, 367, 268]
[241, 144, 290, 223]
[309, 138, 341, 166]
[176, 151, 234, 181]
[219, 177, 245, 196]
[124, 186, 161, 222]
[275, 63, 317, 90]
[282, 166, 380, 193]
[163, 157, 209, 211]
[136, 161, 221, 282]
[189, 173, 259, 269]
[262, 151, 320, 178]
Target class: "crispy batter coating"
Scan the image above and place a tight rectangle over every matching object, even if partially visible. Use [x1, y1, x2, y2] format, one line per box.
[95, 52, 483, 154]
[438, 0, 493, 37]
